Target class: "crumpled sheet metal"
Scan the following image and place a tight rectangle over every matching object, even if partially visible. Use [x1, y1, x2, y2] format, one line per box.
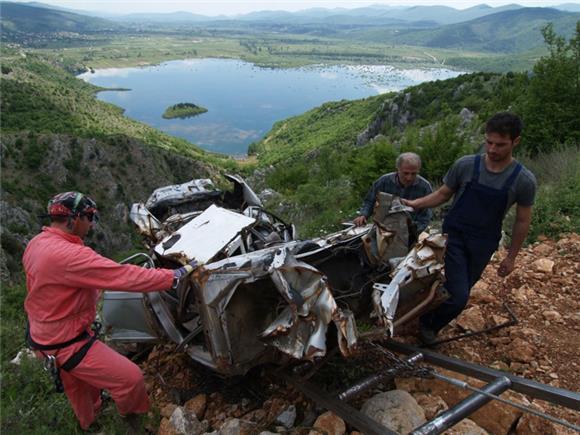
[145, 178, 217, 209]
[363, 193, 412, 268]
[371, 233, 447, 335]
[260, 248, 358, 360]
[129, 203, 162, 240]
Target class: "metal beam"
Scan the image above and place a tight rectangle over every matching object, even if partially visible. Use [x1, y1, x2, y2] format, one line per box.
[281, 373, 398, 435]
[338, 352, 424, 401]
[385, 341, 580, 411]
[411, 376, 512, 434]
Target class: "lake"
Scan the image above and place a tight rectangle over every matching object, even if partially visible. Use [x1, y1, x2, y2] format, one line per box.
[79, 59, 464, 156]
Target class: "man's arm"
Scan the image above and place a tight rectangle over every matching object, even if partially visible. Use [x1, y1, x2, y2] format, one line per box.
[354, 176, 385, 226]
[403, 185, 454, 210]
[498, 205, 532, 277]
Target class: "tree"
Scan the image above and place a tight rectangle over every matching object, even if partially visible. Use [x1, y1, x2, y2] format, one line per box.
[522, 22, 580, 155]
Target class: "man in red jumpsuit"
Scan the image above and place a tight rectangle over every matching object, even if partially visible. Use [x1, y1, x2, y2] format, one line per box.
[23, 191, 196, 430]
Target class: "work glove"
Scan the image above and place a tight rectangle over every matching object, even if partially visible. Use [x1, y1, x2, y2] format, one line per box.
[172, 259, 198, 288]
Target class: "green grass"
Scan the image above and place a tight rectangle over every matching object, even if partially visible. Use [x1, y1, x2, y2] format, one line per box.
[26, 32, 541, 73]
[0, 284, 159, 434]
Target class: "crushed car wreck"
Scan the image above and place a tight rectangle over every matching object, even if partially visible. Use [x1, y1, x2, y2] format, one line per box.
[102, 176, 447, 376]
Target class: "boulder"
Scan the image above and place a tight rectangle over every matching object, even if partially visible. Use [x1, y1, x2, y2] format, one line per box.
[309, 411, 346, 435]
[532, 258, 555, 273]
[395, 369, 525, 434]
[456, 306, 486, 332]
[361, 390, 425, 434]
[185, 394, 208, 420]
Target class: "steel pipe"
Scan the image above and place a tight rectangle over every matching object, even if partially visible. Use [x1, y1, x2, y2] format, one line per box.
[386, 341, 580, 411]
[338, 352, 424, 401]
[411, 376, 512, 434]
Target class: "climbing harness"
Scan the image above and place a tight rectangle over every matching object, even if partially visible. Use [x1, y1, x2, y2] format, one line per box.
[26, 322, 101, 393]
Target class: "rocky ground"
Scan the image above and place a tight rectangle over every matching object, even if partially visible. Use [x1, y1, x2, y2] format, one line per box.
[141, 234, 579, 435]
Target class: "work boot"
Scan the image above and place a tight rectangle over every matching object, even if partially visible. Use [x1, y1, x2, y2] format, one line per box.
[419, 324, 438, 346]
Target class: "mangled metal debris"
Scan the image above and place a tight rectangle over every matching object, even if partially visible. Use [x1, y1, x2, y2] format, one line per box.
[102, 175, 447, 375]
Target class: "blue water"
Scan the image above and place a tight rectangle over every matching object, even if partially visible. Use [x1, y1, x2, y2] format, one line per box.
[79, 59, 464, 155]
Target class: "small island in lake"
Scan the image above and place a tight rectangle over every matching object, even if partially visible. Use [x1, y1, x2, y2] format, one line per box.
[162, 102, 208, 119]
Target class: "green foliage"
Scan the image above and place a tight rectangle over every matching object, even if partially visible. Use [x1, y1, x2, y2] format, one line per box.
[254, 96, 384, 165]
[162, 102, 208, 119]
[521, 148, 580, 240]
[521, 23, 580, 155]
[414, 117, 472, 183]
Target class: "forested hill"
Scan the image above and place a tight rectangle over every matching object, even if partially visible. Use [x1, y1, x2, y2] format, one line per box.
[249, 25, 579, 238]
[0, 2, 121, 33]
[388, 7, 580, 52]
[0, 55, 234, 282]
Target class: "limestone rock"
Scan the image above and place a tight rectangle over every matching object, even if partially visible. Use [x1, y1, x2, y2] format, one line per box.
[309, 411, 346, 435]
[533, 243, 554, 256]
[276, 405, 297, 429]
[512, 285, 536, 303]
[542, 310, 562, 322]
[508, 338, 537, 363]
[456, 306, 486, 332]
[168, 406, 208, 435]
[361, 390, 425, 434]
[185, 394, 208, 419]
[471, 283, 497, 304]
[218, 418, 256, 435]
[396, 369, 524, 434]
[533, 258, 555, 273]
[158, 417, 179, 435]
[413, 393, 448, 419]
[161, 403, 178, 418]
[443, 418, 489, 434]
[515, 406, 557, 435]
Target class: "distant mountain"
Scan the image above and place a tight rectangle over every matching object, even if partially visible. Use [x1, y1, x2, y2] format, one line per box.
[389, 7, 580, 52]
[554, 3, 580, 12]
[0, 2, 122, 33]
[114, 11, 223, 23]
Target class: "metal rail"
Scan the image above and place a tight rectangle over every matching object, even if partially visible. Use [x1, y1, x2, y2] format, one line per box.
[338, 352, 424, 401]
[281, 373, 398, 435]
[411, 376, 512, 434]
[385, 341, 580, 411]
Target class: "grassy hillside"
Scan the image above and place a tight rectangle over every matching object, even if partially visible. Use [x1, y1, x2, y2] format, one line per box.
[0, 54, 230, 162]
[0, 2, 121, 33]
[0, 54, 238, 282]
[390, 8, 580, 53]
[249, 95, 385, 165]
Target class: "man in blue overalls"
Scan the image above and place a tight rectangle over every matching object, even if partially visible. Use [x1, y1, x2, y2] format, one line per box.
[404, 112, 537, 344]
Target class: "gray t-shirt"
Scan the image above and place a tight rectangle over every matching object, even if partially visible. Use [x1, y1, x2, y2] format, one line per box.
[444, 154, 537, 215]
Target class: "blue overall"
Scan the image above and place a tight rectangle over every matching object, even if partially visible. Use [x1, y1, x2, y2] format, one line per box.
[421, 155, 522, 333]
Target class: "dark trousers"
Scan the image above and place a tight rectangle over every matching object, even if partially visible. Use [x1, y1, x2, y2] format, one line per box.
[420, 230, 498, 333]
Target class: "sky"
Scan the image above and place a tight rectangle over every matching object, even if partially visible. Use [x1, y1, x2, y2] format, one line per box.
[9, 0, 580, 16]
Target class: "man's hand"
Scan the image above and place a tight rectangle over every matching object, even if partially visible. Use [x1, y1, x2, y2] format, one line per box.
[498, 256, 515, 277]
[173, 259, 198, 281]
[401, 198, 417, 209]
[353, 215, 367, 227]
